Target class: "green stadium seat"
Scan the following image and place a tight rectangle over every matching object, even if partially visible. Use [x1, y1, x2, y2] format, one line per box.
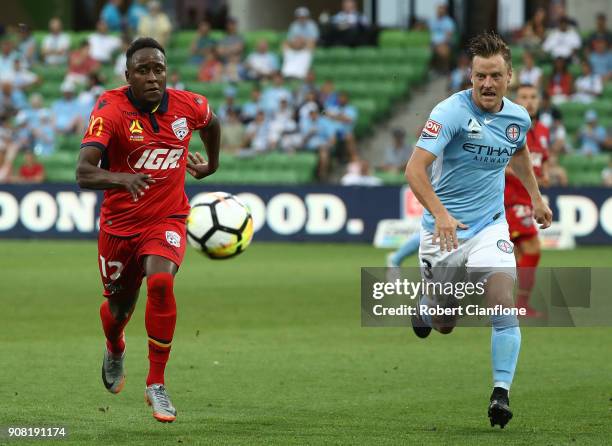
[379, 30, 430, 48]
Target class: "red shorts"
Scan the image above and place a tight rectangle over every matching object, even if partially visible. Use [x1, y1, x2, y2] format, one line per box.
[97, 217, 187, 298]
[505, 204, 538, 243]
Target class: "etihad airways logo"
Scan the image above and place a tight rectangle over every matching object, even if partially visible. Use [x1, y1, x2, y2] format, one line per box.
[462, 143, 517, 164]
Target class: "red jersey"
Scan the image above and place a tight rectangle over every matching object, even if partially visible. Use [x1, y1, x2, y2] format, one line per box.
[504, 120, 549, 207]
[81, 86, 213, 236]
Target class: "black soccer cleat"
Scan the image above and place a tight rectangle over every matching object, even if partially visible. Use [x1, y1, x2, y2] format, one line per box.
[488, 387, 513, 429]
[411, 312, 432, 339]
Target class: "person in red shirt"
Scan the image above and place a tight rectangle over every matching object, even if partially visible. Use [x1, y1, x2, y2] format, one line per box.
[18, 150, 45, 183]
[505, 84, 549, 317]
[65, 40, 100, 86]
[76, 37, 221, 423]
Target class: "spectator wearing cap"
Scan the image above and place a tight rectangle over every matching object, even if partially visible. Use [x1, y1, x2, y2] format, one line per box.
[261, 72, 292, 115]
[217, 17, 245, 62]
[137, 1, 172, 47]
[578, 110, 606, 156]
[100, 0, 124, 32]
[66, 40, 100, 86]
[197, 46, 223, 82]
[89, 20, 122, 64]
[282, 36, 313, 80]
[542, 16, 581, 61]
[17, 150, 45, 183]
[586, 13, 612, 50]
[190, 20, 217, 65]
[327, 0, 372, 47]
[41, 17, 70, 66]
[51, 82, 83, 135]
[245, 39, 279, 81]
[588, 37, 612, 81]
[429, 3, 456, 74]
[127, 0, 148, 32]
[288, 7, 319, 48]
[33, 110, 56, 157]
[573, 60, 603, 103]
[381, 128, 412, 173]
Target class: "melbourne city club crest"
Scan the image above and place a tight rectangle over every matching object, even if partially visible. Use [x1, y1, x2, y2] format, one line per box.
[505, 124, 520, 142]
[171, 117, 189, 140]
[497, 239, 514, 254]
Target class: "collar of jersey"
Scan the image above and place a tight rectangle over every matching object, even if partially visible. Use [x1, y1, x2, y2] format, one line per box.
[125, 87, 169, 114]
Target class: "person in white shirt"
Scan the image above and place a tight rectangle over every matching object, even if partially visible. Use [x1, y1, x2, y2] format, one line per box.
[573, 60, 603, 103]
[287, 7, 319, 48]
[1, 59, 39, 91]
[341, 160, 382, 186]
[542, 16, 581, 60]
[281, 36, 313, 80]
[244, 40, 279, 80]
[518, 51, 542, 88]
[137, 0, 172, 47]
[41, 17, 70, 65]
[88, 20, 121, 64]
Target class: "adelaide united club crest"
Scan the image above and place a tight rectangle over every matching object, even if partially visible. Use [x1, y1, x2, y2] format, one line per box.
[171, 117, 189, 140]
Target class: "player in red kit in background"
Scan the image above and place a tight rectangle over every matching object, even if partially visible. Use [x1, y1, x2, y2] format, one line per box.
[76, 37, 221, 423]
[505, 84, 549, 317]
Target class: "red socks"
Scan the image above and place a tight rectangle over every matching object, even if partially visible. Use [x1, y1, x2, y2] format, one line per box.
[516, 252, 540, 306]
[100, 300, 130, 355]
[145, 272, 177, 386]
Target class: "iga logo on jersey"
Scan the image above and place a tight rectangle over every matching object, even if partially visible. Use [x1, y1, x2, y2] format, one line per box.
[172, 117, 189, 140]
[128, 143, 185, 178]
[421, 119, 442, 139]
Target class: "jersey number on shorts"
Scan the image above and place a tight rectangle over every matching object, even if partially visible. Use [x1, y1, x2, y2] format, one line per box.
[99, 255, 124, 281]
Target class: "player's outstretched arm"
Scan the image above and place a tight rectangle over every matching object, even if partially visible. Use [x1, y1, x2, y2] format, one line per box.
[187, 114, 221, 180]
[76, 146, 155, 202]
[405, 147, 467, 252]
[509, 145, 553, 229]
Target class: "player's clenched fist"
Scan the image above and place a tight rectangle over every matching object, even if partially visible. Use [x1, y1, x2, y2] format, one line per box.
[118, 173, 156, 202]
[532, 198, 553, 229]
[433, 211, 468, 252]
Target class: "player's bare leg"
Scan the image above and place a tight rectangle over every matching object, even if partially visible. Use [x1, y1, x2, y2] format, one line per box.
[515, 236, 543, 317]
[485, 272, 520, 428]
[143, 255, 178, 422]
[101, 290, 139, 394]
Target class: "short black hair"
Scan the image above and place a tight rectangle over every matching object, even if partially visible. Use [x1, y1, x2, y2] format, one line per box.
[468, 31, 512, 69]
[126, 37, 165, 68]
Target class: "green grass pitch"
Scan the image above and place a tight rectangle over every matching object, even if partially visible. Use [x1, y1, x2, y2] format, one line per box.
[0, 241, 610, 445]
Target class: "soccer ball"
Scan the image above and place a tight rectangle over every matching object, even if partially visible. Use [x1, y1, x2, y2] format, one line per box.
[186, 192, 254, 259]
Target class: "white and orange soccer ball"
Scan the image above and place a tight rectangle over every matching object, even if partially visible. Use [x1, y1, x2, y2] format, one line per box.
[187, 192, 253, 259]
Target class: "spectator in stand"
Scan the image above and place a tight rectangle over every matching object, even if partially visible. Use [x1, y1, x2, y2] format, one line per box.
[324, 91, 358, 161]
[100, 0, 124, 32]
[0, 120, 19, 183]
[23, 93, 47, 129]
[16, 150, 45, 183]
[547, 57, 573, 103]
[113, 37, 130, 82]
[281, 36, 313, 80]
[520, 7, 547, 54]
[245, 39, 279, 81]
[241, 109, 273, 155]
[262, 72, 292, 115]
[288, 7, 319, 48]
[518, 51, 542, 88]
[0, 81, 28, 121]
[319, 78, 338, 108]
[66, 40, 100, 87]
[589, 37, 612, 81]
[269, 98, 301, 152]
[300, 107, 335, 180]
[190, 20, 217, 65]
[295, 69, 317, 105]
[127, 0, 148, 32]
[298, 90, 319, 124]
[328, 0, 371, 47]
[0, 40, 19, 77]
[548, 2, 579, 28]
[547, 154, 569, 186]
[167, 70, 185, 90]
[217, 87, 241, 123]
[573, 60, 603, 103]
[41, 17, 70, 66]
[602, 159, 612, 186]
[32, 109, 56, 157]
[542, 16, 581, 61]
[217, 17, 245, 62]
[16, 24, 37, 67]
[448, 52, 470, 92]
[549, 115, 570, 154]
[220, 108, 245, 154]
[380, 128, 412, 173]
[198, 46, 223, 82]
[76, 74, 105, 121]
[341, 160, 382, 186]
[241, 88, 263, 123]
[2, 59, 39, 91]
[429, 3, 456, 74]
[89, 20, 121, 64]
[13, 110, 32, 152]
[137, 0, 172, 47]
[587, 13, 612, 50]
[222, 54, 244, 83]
[51, 81, 83, 135]
[578, 110, 606, 156]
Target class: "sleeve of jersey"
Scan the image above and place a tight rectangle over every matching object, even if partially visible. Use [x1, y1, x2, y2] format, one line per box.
[516, 109, 531, 148]
[192, 94, 213, 130]
[415, 102, 460, 158]
[80, 97, 116, 152]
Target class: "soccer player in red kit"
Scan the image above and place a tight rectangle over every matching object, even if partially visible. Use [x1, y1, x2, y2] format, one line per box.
[76, 37, 221, 422]
[505, 84, 549, 317]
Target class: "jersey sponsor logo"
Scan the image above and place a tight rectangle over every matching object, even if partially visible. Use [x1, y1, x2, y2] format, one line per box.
[506, 124, 520, 142]
[165, 230, 181, 248]
[171, 117, 189, 140]
[421, 119, 442, 139]
[497, 239, 514, 254]
[467, 118, 483, 139]
[87, 116, 104, 137]
[128, 143, 185, 178]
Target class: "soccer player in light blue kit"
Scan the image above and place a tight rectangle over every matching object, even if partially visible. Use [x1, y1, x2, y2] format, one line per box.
[405, 32, 552, 428]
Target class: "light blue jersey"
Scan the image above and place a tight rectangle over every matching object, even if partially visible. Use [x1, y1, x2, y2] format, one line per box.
[416, 89, 531, 239]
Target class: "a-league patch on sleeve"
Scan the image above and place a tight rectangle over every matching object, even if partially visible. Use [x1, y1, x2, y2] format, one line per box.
[421, 119, 442, 139]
